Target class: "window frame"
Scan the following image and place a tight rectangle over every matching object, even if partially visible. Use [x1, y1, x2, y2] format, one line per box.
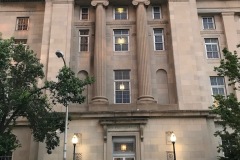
[152, 6, 161, 19]
[210, 76, 226, 96]
[112, 136, 136, 157]
[204, 38, 220, 59]
[15, 17, 29, 31]
[80, 7, 89, 20]
[153, 28, 165, 51]
[114, 7, 128, 20]
[202, 17, 215, 30]
[79, 30, 89, 52]
[114, 70, 131, 104]
[113, 29, 129, 52]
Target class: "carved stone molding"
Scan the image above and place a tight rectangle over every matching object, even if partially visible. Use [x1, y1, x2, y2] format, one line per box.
[147, 20, 168, 25]
[100, 118, 148, 142]
[74, 21, 95, 26]
[132, 0, 150, 6]
[167, 151, 174, 160]
[106, 21, 136, 26]
[91, 0, 109, 6]
[221, 12, 235, 16]
[200, 30, 224, 35]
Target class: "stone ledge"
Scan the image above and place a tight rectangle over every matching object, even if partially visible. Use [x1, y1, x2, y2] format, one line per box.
[70, 110, 214, 119]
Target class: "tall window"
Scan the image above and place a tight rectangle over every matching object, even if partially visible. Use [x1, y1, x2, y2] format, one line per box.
[80, 8, 89, 20]
[0, 152, 12, 160]
[114, 29, 129, 51]
[112, 137, 135, 160]
[210, 76, 226, 96]
[202, 17, 215, 30]
[114, 7, 128, 20]
[16, 17, 29, 30]
[153, 28, 164, 51]
[14, 39, 27, 45]
[114, 70, 130, 104]
[204, 38, 220, 58]
[152, 6, 161, 19]
[79, 30, 89, 52]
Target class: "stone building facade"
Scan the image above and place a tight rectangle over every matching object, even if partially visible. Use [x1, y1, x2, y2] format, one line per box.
[0, 0, 240, 160]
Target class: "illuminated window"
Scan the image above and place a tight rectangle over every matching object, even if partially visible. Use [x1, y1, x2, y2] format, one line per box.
[16, 17, 29, 30]
[153, 28, 164, 51]
[114, 70, 130, 104]
[114, 7, 128, 20]
[204, 38, 220, 58]
[114, 29, 129, 51]
[152, 6, 161, 19]
[80, 8, 89, 20]
[113, 137, 135, 160]
[202, 17, 215, 30]
[79, 30, 89, 52]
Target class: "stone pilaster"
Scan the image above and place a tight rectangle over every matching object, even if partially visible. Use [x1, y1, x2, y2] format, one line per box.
[91, 0, 109, 104]
[132, 0, 155, 104]
[221, 12, 240, 100]
[168, 0, 211, 109]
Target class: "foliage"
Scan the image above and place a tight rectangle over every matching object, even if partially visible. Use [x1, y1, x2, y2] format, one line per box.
[0, 38, 93, 155]
[210, 46, 240, 160]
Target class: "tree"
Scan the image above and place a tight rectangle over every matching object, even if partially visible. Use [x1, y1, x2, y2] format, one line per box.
[0, 38, 93, 155]
[210, 45, 240, 160]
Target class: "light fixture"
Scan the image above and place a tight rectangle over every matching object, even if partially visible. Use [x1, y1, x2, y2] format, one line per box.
[120, 84, 125, 90]
[170, 132, 176, 160]
[121, 144, 127, 151]
[72, 135, 79, 160]
[117, 8, 124, 13]
[72, 135, 79, 144]
[55, 50, 67, 160]
[117, 38, 125, 44]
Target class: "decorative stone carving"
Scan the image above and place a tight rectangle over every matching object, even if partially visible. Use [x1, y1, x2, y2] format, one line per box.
[91, 0, 109, 7]
[132, 0, 150, 5]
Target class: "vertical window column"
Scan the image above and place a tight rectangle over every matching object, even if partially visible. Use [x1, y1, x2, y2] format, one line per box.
[114, 70, 131, 104]
[132, 0, 155, 103]
[91, 0, 109, 103]
[79, 30, 89, 52]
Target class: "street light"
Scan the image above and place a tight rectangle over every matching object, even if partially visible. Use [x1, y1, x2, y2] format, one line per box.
[170, 132, 176, 160]
[55, 50, 68, 160]
[72, 135, 79, 160]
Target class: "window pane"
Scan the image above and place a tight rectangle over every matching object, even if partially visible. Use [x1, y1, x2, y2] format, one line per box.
[155, 43, 163, 50]
[155, 36, 162, 42]
[154, 13, 160, 19]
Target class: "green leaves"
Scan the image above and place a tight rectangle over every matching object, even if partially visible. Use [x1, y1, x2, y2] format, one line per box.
[211, 45, 240, 160]
[0, 38, 94, 154]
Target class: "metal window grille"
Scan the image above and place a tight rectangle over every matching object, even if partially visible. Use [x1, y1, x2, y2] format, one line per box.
[79, 30, 89, 51]
[16, 17, 29, 30]
[81, 8, 89, 20]
[154, 28, 164, 51]
[153, 6, 161, 19]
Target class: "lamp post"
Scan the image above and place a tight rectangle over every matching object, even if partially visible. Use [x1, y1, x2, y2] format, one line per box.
[170, 132, 176, 160]
[55, 50, 68, 160]
[72, 135, 79, 160]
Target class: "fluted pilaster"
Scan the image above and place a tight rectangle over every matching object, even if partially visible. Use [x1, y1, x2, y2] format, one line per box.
[91, 0, 109, 104]
[132, 0, 155, 103]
